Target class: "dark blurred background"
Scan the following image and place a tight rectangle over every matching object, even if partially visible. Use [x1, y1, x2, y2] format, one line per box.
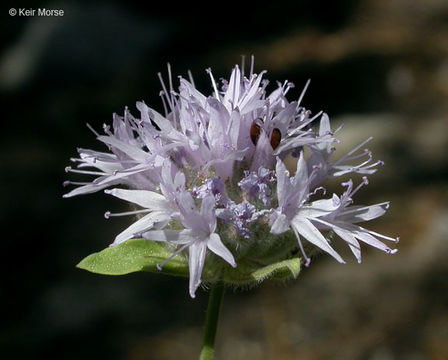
[1, 1, 447, 359]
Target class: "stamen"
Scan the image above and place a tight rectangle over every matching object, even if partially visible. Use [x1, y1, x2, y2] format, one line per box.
[63, 180, 89, 187]
[159, 90, 169, 117]
[206, 68, 220, 100]
[187, 70, 196, 88]
[156, 242, 191, 270]
[293, 227, 311, 267]
[232, 65, 239, 109]
[344, 178, 368, 200]
[86, 123, 100, 137]
[288, 111, 323, 137]
[158, 72, 174, 112]
[167, 63, 178, 128]
[249, 54, 255, 79]
[311, 186, 327, 196]
[385, 248, 398, 254]
[102, 123, 112, 136]
[338, 149, 371, 163]
[333, 123, 345, 134]
[348, 157, 375, 172]
[334, 137, 373, 165]
[366, 229, 400, 243]
[297, 79, 311, 107]
[104, 209, 150, 219]
[361, 160, 384, 169]
[283, 81, 295, 96]
[260, 80, 270, 99]
[65, 167, 105, 176]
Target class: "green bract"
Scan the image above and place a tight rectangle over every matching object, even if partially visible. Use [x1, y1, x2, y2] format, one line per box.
[77, 238, 301, 285]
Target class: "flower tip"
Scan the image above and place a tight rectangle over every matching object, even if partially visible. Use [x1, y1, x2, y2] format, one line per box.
[64, 166, 71, 173]
[332, 193, 340, 206]
[304, 258, 311, 267]
[385, 247, 398, 254]
[362, 176, 369, 185]
[395, 237, 400, 243]
[104, 211, 111, 219]
[104, 189, 112, 195]
[156, 263, 163, 271]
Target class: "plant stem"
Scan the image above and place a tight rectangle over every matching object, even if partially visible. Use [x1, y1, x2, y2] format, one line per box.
[199, 281, 225, 360]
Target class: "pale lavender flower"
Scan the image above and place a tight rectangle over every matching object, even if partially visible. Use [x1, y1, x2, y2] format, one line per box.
[308, 113, 384, 187]
[192, 178, 229, 206]
[238, 167, 275, 206]
[270, 153, 346, 265]
[103, 159, 184, 246]
[65, 58, 398, 297]
[142, 194, 236, 297]
[270, 155, 398, 265]
[63, 110, 166, 197]
[312, 178, 399, 263]
[217, 200, 265, 239]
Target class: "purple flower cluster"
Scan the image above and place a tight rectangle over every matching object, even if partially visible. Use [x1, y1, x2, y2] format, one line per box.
[64, 58, 398, 297]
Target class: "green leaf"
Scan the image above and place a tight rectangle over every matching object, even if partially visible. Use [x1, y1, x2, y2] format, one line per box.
[77, 239, 190, 277]
[223, 257, 301, 284]
[250, 258, 301, 282]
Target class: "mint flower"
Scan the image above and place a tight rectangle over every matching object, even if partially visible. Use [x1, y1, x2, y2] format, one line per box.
[66, 58, 398, 299]
[142, 194, 236, 298]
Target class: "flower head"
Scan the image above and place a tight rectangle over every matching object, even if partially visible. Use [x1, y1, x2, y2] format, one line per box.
[65, 57, 398, 297]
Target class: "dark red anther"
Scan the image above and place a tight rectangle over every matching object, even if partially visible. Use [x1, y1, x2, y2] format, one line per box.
[270, 128, 281, 150]
[250, 118, 263, 146]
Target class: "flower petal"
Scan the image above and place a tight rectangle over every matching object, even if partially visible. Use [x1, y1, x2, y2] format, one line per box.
[270, 211, 291, 234]
[292, 151, 309, 201]
[97, 135, 149, 163]
[275, 157, 290, 207]
[332, 227, 362, 263]
[207, 233, 236, 267]
[292, 217, 345, 263]
[112, 211, 171, 246]
[188, 242, 207, 298]
[141, 229, 194, 244]
[338, 202, 389, 223]
[200, 195, 217, 232]
[105, 188, 170, 211]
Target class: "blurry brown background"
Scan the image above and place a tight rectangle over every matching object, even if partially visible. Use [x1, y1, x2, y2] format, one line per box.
[1, 0, 447, 359]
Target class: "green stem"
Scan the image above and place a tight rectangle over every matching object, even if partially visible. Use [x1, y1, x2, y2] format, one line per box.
[199, 281, 225, 360]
